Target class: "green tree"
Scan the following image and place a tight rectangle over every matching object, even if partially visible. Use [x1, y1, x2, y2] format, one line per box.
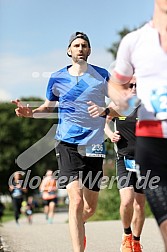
[0, 98, 58, 194]
[107, 23, 145, 60]
[107, 27, 132, 59]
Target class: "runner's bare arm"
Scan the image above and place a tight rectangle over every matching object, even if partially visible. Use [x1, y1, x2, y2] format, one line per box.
[12, 99, 57, 118]
[87, 100, 121, 118]
[104, 114, 121, 143]
[108, 78, 130, 110]
[108, 78, 140, 116]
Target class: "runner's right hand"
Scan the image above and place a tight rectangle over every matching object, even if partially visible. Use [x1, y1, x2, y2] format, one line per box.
[12, 99, 33, 117]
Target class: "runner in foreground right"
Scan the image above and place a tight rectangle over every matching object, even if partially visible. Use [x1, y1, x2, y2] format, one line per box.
[108, 0, 167, 251]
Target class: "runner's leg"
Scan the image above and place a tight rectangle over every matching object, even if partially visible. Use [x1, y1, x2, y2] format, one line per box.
[132, 192, 145, 237]
[67, 180, 85, 252]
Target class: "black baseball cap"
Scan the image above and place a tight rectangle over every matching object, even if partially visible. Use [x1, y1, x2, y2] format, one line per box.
[68, 32, 91, 48]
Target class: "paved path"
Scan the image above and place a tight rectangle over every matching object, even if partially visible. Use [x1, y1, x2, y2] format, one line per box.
[0, 212, 165, 252]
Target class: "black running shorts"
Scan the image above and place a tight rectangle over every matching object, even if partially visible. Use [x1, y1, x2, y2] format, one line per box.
[55, 141, 103, 192]
[116, 157, 143, 194]
[43, 198, 58, 206]
[135, 137, 167, 225]
[135, 137, 167, 185]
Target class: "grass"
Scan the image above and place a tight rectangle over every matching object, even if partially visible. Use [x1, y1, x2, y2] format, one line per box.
[1, 209, 14, 223]
[1, 203, 68, 224]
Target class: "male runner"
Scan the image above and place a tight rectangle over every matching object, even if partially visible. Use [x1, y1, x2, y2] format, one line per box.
[105, 78, 145, 252]
[12, 32, 119, 252]
[107, 0, 167, 250]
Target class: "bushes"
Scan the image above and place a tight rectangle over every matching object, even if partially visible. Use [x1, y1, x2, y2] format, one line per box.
[90, 164, 153, 221]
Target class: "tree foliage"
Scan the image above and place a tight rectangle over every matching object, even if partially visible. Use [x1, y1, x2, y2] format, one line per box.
[0, 98, 58, 194]
[107, 27, 132, 59]
[107, 23, 145, 59]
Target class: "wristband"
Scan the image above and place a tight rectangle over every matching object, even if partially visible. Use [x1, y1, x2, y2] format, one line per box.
[100, 107, 110, 118]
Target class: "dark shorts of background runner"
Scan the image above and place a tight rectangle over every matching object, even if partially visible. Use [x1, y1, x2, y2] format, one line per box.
[55, 141, 103, 192]
[116, 157, 143, 194]
[43, 197, 58, 206]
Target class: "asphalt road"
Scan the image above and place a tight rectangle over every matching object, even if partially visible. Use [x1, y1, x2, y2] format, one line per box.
[0, 212, 165, 252]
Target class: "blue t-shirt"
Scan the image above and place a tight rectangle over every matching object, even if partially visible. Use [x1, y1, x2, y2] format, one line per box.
[46, 64, 109, 145]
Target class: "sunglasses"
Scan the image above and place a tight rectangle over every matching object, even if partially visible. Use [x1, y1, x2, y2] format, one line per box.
[129, 83, 136, 89]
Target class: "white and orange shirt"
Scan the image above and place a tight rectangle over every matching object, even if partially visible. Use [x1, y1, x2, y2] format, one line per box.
[112, 22, 167, 138]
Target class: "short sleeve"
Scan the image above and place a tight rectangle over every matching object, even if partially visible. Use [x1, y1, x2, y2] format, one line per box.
[112, 32, 136, 83]
[46, 75, 59, 101]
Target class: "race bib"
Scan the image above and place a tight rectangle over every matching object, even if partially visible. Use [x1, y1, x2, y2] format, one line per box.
[150, 87, 167, 120]
[12, 188, 22, 198]
[26, 209, 32, 215]
[124, 157, 136, 172]
[86, 143, 106, 157]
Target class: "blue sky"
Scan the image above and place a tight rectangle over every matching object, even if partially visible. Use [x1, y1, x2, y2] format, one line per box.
[0, 0, 153, 101]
